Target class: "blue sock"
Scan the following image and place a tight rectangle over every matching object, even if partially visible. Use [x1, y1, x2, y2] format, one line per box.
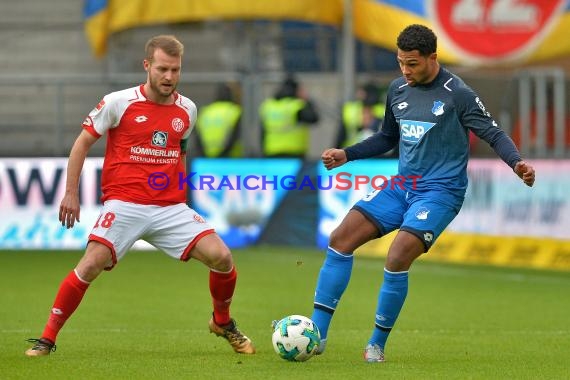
[311, 247, 353, 340]
[369, 268, 409, 350]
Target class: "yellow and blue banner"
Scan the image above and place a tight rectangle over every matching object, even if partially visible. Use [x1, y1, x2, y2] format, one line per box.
[83, 0, 343, 57]
[83, 0, 110, 57]
[353, 0, 570, 66]
[84, 0, 570, 65]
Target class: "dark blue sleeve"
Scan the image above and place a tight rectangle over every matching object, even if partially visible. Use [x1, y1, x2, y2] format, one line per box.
[487, 133, 522, 169]
[458, 88, 522, 169]
[344, 131, 399, 161]
[344, 87, 399, 161]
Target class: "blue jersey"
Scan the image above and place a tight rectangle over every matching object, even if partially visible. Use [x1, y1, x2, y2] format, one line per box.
[345, 67, 521, 196]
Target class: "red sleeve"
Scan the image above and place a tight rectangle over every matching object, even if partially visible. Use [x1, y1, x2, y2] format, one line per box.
[82, 117, 102, 138]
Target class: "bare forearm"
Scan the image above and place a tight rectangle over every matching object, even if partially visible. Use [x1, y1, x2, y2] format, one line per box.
[65, 146, 88, 194]
[65, 131, 97, 194]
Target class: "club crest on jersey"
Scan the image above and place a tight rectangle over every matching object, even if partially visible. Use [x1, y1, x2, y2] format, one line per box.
[432, 101, 445, 116]
[400, 120, 436, 143]
[171, 117, 184, 132]
[151, 131, 168, 148]
[415, 207, 430, 220]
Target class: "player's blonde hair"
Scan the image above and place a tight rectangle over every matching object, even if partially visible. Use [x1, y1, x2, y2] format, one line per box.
[145, 35, 184, 61]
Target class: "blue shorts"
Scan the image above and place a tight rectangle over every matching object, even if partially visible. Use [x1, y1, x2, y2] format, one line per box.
[353, 186, 464, 251]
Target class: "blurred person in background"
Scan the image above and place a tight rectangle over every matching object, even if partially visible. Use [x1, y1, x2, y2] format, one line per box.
[336, 82, 386, 148]
[259, 75, 320, 158]
[195, 83, 243, 158]
[310, 24, 535, 363]
[25, 35, 255, 357]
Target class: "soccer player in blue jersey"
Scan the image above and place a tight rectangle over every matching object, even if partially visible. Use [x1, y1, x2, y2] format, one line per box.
[311, 24, 535, 362]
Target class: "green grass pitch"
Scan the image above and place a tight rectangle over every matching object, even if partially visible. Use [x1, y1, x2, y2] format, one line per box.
[1, 246, 569, 379]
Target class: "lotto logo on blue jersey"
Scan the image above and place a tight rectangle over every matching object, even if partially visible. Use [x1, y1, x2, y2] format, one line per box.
[400, 120, 436, 143]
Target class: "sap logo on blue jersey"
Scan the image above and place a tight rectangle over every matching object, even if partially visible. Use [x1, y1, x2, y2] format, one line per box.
[400, 120, 436, 142]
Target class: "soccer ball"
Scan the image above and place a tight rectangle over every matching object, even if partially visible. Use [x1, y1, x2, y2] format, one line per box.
[271, 315, 321, 362]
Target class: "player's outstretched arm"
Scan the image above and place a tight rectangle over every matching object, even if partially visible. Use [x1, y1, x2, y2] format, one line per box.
[321, 148, 347, 170]
[514, 160, 535, 187]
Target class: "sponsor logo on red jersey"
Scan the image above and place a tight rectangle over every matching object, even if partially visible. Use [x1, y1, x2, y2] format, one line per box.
[151, 131, 168, 148]
[428, 0, 566, 63]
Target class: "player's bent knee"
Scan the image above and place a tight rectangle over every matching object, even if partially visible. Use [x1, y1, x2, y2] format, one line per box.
[76, 242, 113, 281]
[329, 222, 356, 245]
[329, 239, 358, 254]
[75, 257, 108, 282]
[211, 248, 233, 272]
[329, 237, 352, 253]
[385, 245, 424, 271]
[192, 236, 234, 271]
[385, 255, 414, 272]
[329, 226, 374, 254]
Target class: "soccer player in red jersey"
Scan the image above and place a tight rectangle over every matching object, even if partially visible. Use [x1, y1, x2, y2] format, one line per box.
[25, 35, 255, 356]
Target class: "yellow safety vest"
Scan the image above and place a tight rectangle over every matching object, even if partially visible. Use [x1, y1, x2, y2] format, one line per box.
[342, 101, 363, 147]
[372, 103, 385, 119]
[341, 101, 386, 147]
[259, 97, 308, 156]
[196, 101, 242, 157]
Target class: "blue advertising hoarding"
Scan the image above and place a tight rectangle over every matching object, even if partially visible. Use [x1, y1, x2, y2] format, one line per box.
[189, 158, 303, 248]
[317, 159, 399, 248]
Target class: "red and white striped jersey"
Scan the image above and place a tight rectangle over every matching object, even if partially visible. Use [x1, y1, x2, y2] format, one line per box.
[82, 85, 197, 205]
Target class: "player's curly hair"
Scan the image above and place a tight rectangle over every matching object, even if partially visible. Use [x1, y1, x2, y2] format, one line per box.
[397, 24, 437, 56]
